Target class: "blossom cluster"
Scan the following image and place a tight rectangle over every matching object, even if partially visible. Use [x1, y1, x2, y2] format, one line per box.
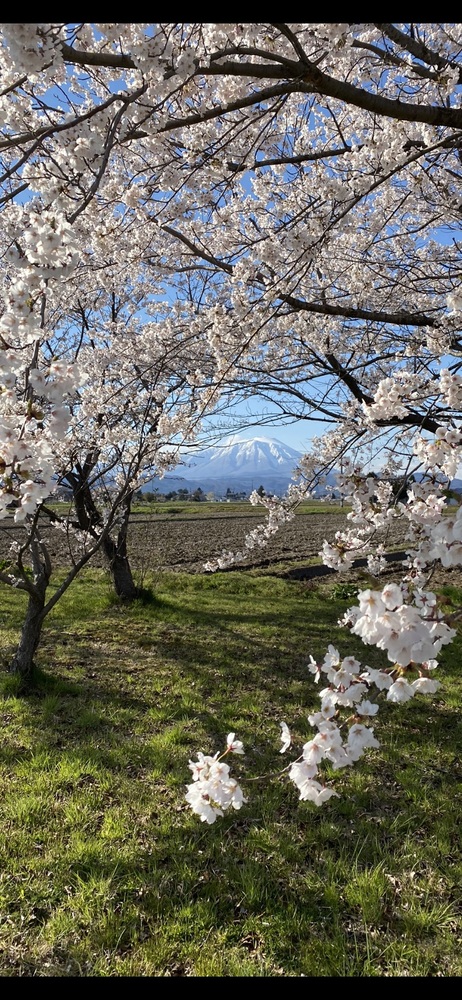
[185, 639, 441, 822]
[185, 734, 246, 824]
[344, 583, 455, 667]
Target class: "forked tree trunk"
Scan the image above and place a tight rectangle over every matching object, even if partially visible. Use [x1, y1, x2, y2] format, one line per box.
[103, 490, 139, 601]
[68, 464, 139, 602]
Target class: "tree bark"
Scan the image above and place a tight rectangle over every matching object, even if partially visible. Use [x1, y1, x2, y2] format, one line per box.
[102, 490, 139, 601]
[103, 535, 139, 600]
[9, 580, 47, 679]
[66, 464, 139, 601]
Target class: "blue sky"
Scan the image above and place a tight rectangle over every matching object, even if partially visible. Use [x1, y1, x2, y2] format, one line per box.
[207, 420, 319, 455]
[200, 392, 329, 455]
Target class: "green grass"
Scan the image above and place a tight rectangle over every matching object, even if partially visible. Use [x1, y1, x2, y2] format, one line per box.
[0, 568, 461, 976]
[125, 499, 350, 518]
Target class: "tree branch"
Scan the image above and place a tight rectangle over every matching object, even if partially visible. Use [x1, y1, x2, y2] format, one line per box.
[279, 294, 438, 328]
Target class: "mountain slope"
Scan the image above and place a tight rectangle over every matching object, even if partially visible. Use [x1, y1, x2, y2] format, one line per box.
[181, 435, 303, 480]
[142, 436, 303, 495]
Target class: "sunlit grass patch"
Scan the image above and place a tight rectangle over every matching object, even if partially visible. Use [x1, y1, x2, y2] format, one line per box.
[0, 568, 461, 976]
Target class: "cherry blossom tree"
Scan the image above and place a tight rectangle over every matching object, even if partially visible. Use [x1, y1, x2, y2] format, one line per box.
[43, 273, 221, 602]
[0, 257, 223, 677]
[2, 22, 462, 747]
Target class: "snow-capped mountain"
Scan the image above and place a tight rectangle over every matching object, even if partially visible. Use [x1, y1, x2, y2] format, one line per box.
[142, 436, 304, 496]
[182, 435, 303, 480]
[140, 438, 462, 498]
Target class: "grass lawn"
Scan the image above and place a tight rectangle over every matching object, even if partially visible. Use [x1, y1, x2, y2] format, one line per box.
[0, 569, 461, 976]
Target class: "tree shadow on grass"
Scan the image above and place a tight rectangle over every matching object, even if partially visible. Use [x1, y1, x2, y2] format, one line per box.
[2, 770, 458, 977]
[1, 646, 460, 977]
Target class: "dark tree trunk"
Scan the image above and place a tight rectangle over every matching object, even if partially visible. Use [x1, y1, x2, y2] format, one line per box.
[103, 535, 139, 600]
[102, 490, 139, 601]
[10, 580, 47, 679]
[66, 463, 139, 602]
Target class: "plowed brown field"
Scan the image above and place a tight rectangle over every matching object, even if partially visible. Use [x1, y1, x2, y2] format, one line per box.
[0, 507, 408, 574]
